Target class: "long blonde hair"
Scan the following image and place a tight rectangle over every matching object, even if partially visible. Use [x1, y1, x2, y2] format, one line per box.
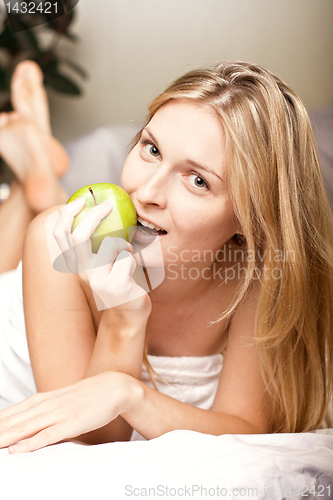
[139, 61, 333, 432]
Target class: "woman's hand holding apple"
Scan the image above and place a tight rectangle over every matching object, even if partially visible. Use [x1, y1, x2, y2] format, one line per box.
[53, 198, 151, 318]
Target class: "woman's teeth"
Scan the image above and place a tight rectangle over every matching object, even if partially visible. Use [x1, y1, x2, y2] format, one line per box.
[137, 216, 164, 232]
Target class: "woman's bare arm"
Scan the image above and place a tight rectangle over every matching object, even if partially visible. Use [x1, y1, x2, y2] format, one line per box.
[123, 284, 273, 437]
[209, 283, 273, 434]
[0, 284, 272, 453]
[0, 335, 272, 455]
[22, 206, 149, 443]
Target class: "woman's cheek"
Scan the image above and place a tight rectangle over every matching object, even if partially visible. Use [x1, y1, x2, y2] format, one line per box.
[121, 155, 136, 192]
[121, 147, 145, 191]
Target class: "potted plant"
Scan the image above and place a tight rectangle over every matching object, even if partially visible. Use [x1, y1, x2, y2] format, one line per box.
[0, 3, 87, 190]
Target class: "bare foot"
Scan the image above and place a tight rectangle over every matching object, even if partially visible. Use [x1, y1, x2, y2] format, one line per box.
[0, 112, 68, 213]
[11, 60, 51, 135]
[11, 60, 69, 178]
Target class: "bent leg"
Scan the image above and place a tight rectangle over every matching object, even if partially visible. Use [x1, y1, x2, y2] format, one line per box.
[0, 113, 68, 273]
[0, 181, 35, 274]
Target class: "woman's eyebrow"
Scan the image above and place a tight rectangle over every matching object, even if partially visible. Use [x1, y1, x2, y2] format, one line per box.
[144, 127, 160, 147]
[144, 126, 224, 182]
[186, 159, 224, 182]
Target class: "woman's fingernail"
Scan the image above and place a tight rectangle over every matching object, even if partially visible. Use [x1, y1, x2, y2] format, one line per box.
[71, 197, 85, 205]
[100, 200, 113, 209]
[9, 444, 20, 453]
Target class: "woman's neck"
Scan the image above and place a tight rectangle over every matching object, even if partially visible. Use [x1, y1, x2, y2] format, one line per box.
[147, 256, 240, 307]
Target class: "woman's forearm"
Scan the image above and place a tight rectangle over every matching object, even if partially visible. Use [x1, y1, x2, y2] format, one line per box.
[85, 308, 147, 380]
[0, 372, 265, 454]
[121, 376, 266, 438]
[77, 309, 148, 444]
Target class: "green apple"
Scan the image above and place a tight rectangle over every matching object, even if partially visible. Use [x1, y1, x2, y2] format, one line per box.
[67, 183, 137, 253]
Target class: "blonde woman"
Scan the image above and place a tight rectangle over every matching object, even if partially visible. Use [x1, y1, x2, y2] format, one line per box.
[0, 60, 332, 454]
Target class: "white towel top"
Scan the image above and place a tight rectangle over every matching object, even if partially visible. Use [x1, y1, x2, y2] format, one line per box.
[143, 353, 223, 407]
[130, 353, 223, 441]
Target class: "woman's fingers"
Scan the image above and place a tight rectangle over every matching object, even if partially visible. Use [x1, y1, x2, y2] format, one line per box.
[111, 249, 137, 282]
[88, 241, 134, 292]
[70, 200, 113, 246]
[53, 199, 113, 274]
[53, 198, 112, 253]
[53, 197, 86, 252]
[0, 391, 75, 453]
[0, 398, 58, 450]
[0, 414, 50, 451]
[0, 372, 129, 454]
[0, 385, 74, 430]
[52, 198, 87, 273]
[89, 248, 147, 311]
[93, 236, 133, 269]
[69, 201, 114, 274]
[0, 393, 45, 422]
[8, 423, 69, 454]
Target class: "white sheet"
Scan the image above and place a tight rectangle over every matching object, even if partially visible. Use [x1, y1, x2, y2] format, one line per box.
[0, 263, 37, 410]
[0, 429, 332, 500]
[0, 241, 332, 500]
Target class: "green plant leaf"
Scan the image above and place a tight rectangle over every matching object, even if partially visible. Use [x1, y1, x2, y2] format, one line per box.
[62, 0, 79, 13]
[0, 67, 11, 91]
[0, 10, 85, 98]
[61, 31, 79, 42]
[0, 25, 20, 54]
[44, 70, 81, 95]
[34, 50, 59, 71]
[41, 57, 59, 72]
[0, 99, 12, 113]
[5, 17, 41, 54]
[18, 27, 41, 54]
[45, 10, 74, 35]
[0, 67, 7, 90]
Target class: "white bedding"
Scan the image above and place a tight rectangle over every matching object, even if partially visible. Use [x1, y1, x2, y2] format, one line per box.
[1, 265, 333, 500]
[0, 429, 332, 499]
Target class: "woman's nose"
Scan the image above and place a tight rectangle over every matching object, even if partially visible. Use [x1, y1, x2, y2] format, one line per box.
[136, 170, 167, 208]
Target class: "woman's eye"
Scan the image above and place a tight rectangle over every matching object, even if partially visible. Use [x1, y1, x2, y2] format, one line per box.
[188, 174, 208, 189]
[145, 143, 160, 157]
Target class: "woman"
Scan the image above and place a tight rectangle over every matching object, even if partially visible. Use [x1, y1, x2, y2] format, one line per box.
[0, 60, 332, 454]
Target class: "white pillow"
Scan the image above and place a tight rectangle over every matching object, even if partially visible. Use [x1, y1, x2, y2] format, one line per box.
[60, 124, 141, 196]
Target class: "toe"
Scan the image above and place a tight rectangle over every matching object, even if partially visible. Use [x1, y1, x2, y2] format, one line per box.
[0, 113, 9, 128]
[17, 60, 44, 84]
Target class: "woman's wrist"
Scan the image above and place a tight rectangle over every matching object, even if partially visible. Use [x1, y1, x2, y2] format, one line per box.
[115, 372, 145, 416]
[102, 301, 150, 334]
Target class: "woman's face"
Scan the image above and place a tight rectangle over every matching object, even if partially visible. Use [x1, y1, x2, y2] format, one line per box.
[121, 100, 241, 269]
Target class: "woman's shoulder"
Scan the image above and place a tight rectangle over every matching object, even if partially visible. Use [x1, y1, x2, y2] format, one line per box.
[215, 277, 260, 352]
[25, 205, 63, 235]
[22, 205, 68, 282]
[24, 204, 64, 255]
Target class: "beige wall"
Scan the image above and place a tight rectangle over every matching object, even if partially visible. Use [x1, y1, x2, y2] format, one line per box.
[49, 0, 333, 144]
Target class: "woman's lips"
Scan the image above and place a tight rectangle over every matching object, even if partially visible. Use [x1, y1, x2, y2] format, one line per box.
[134, 223, 167, 244]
